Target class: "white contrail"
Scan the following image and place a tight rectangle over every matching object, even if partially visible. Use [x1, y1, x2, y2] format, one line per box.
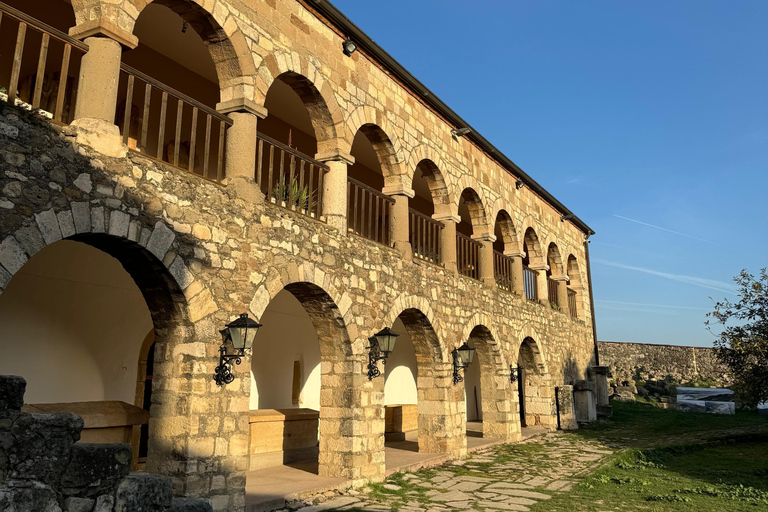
[593, 259, 737, 295]
[613, 215, 718, 245]
[596, 300, 710, 311]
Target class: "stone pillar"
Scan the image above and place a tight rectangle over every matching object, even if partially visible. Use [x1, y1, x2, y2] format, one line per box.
[553, 276, 569, 313]
[573, 380, 597, 423]
[68, 22, 138, 157]
[417, 362, 466, 458]
[556, 385, 578, 430]
[383, 184, 414, 260]
[505, 250, 526, 297]
[433, 213, 459, 274]
[529, 263, 549, 305]
[592, 366, 612, 419]
[481, 369, 520, 442]
[316, 150, 355, 233]
[217, 99, 267, 192]
[473, 233, 496, 286]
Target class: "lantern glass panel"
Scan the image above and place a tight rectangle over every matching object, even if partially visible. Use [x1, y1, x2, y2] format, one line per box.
[457, 343, 475, 366]
[374, 327, 399, 354]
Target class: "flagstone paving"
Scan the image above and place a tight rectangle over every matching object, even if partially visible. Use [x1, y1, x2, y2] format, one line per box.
[283, 431, 617, 512]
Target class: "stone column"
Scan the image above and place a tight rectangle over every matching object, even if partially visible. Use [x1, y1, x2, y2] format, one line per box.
[418, 362, 466, 458]
[553, 276, 569, 314]
[573, 380, 597, 423]
[473, 233, 496, 286]
[217, 99, 267, 196]
[481, 368, 521, 442]
[382, 184, 414, 260]
[433, 213, 459, 274]
[316, 150, 355, 233]
[556, 385, 578, 430]
[529, 263, 549, 305]
[591, 366, 612, 419]
[68, 22, 138, 157]
[505, 250, 526, 297]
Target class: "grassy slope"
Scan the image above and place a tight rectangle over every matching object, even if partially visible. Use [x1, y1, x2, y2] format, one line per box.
[533, 401, 768, 512]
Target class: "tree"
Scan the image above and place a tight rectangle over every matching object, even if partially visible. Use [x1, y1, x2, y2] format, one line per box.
[706, 269, 768, 408]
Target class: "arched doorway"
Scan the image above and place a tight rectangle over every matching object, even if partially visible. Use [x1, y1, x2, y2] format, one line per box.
[382, 308, 465, 467]
[0, 234, 186, 469]
[516, 337, 556, 430]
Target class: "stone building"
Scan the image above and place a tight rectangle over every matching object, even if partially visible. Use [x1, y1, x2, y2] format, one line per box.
[0, 0, 597, 510]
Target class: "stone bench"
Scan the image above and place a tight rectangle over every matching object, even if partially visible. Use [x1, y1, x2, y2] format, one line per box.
[384, 404, 418, 442]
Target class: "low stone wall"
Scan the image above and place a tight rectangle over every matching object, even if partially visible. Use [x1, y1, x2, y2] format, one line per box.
[598, 341, 730, 388]
[0, 375, 212, 512]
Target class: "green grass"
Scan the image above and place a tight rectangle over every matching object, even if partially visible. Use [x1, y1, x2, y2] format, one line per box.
[574, 400, 768, 449]
[532, 437, 768, 511]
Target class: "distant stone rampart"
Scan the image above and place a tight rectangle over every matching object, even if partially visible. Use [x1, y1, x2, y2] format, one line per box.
[597, 341, 730, 388]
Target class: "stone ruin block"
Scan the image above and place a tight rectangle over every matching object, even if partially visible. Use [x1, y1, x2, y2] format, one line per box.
[115, 472, 173, 512]
[60, 443, 132, 497]
[6, 412, 83, 485]
[0, 376, 26, 415]
[556, 385, 578, 430]
[0, 479, 62, 512]
[170, 497, 215, 511]
[573, 380, 597, 423]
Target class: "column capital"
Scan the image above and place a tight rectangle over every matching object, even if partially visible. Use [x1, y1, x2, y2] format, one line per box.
[216, 99, 268, 119]
[382, 184, 415, 198]
[315, 150, 355, 166]
[472, 233, 496, 243]
[69, 20, 139, 50]
[503, 250, 525, 259]
[528, 263, 549, 272]
[432, 213, 460, 224]
[551, 275, 570, 282]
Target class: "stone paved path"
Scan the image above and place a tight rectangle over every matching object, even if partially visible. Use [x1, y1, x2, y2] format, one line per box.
[284, 432, 616, 512]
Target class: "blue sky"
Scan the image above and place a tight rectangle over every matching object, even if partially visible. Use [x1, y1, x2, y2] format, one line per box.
[331, 0, 768, 347]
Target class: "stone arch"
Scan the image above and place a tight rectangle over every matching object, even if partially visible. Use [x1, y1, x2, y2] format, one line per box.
[567, 253, 584, 319]
[493, 209, 518, 253]
[347, 107, 406, 181]
[388, 305, 465, 457]
[258, 56, 345, 153]
[514, 335, 556, 430]
[383, 293, 443, 354]
[465, 324, 519, 441]
[108, 0, 257, 99]
[522, 225, 545, 266]
[457, 187, 491, 235]
[412, 158, 453, 218]
[247, 268, 377, 479]
[547, 242, 564, 277]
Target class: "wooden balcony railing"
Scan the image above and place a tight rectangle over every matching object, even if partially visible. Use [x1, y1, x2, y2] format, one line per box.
[522, 265, 538, 301]
[347, 177, 392, 246]
[567, 288, 578, 318]
[0, 2, 86, 123]
[547, 277, 559, 308]
[256, 133, 328, 219]
[456, 233, 481, 280]
[493, 250, 514, 293]
[116, 65, 231, 182]
[410, 209, 442, 264]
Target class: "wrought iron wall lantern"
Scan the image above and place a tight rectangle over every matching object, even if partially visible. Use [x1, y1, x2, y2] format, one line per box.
[510, 365, 519, 384]
[367, 327, 399, 380]
[452, 343, 476, 385]
[213, 313, 262, 386]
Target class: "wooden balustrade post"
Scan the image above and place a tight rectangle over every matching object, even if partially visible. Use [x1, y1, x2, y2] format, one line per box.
[433, 213, 459, 274]
[383, 184, 414, 260]
[473, 233, 496, 286]
[217, 99, 267, 198]
[317, 150, 355, 233]
[505, 250, 526, 296]
[529, 262, 550, 306]
[69, 22, 138, 157]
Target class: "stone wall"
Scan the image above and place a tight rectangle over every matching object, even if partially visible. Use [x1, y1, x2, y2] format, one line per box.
[0, 375, 212, 512]
[0, 88, 596, 508]
[597, 341, 730, 388]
